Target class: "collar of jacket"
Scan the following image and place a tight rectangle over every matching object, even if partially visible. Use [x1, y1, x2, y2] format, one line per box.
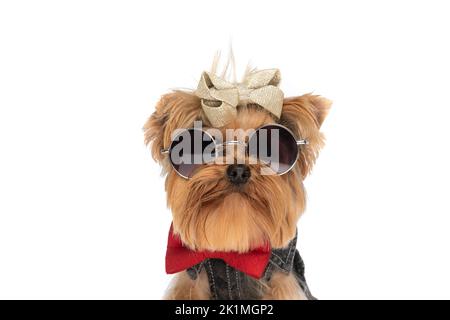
[186, 233, 299, 281]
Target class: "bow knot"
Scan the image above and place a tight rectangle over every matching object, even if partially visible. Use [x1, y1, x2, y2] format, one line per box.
[195, 69, 284, 127]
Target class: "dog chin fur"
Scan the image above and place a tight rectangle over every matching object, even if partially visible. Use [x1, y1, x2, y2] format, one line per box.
[144, 88, 331, 299]
[168, 162, 305, 253]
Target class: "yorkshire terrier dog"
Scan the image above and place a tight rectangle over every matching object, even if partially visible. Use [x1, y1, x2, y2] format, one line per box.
[144, 61, 331, 300]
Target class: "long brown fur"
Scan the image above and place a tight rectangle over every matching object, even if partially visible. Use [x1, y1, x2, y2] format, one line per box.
[144, 90, 331, 299]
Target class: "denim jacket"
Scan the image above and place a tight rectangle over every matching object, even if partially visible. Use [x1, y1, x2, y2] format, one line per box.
[186, 235, 315, 300]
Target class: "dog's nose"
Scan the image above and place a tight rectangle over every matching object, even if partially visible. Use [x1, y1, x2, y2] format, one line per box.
[226, 164, 251, 185]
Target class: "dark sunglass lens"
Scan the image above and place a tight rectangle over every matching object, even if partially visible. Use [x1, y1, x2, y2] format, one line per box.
[248, 125, 298, 175]
[169, 129, 215, 178]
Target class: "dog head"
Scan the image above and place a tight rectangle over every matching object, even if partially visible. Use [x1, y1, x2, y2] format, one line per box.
[144, 70, 331, 252]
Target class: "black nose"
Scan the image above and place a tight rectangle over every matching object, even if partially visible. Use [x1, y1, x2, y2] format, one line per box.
[226, 164, 251, 185]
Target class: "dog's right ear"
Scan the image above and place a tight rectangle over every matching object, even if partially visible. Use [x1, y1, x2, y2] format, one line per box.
[144, 91, 202, 163]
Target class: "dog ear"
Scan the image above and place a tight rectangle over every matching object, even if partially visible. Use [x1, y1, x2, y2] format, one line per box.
[281, 93, 332, 130]
[143, 91, 202, 163]
[280, 93, 332, 177]
[308, 94, 332, 128]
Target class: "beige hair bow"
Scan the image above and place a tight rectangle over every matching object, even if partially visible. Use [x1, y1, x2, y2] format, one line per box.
[195, 69, 284, 127]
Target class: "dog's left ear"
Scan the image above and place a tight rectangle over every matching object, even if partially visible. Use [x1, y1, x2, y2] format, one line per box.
[280, 93, 332, 177]
[281, 93, 332, 130]
[308, 94, 332, 128]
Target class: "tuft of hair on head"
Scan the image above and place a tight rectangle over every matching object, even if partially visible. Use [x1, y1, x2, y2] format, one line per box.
[209, 47, 255, 84]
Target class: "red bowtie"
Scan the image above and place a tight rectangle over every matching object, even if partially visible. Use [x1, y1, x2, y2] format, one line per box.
[165, 225, 271, 279]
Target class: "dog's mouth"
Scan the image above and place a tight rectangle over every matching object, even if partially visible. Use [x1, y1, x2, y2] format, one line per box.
[198, 184, 252, 211]
[183, 164, 259, 211]
[229, 183, 249, 194]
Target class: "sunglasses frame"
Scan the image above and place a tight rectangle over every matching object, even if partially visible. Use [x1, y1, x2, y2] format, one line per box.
[160, 123, 308, 178]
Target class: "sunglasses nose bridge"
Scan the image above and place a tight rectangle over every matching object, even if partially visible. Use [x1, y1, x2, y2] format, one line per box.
[214, 140, 249, 165]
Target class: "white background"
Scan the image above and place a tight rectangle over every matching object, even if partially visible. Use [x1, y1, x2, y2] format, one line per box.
[1, 0, 449, 299]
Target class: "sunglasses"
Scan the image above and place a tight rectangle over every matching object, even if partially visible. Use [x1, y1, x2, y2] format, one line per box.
[160, 124, 308, 179]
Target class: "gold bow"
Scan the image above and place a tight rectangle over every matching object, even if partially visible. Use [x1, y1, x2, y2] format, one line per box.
[195, 69, 284, 127]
